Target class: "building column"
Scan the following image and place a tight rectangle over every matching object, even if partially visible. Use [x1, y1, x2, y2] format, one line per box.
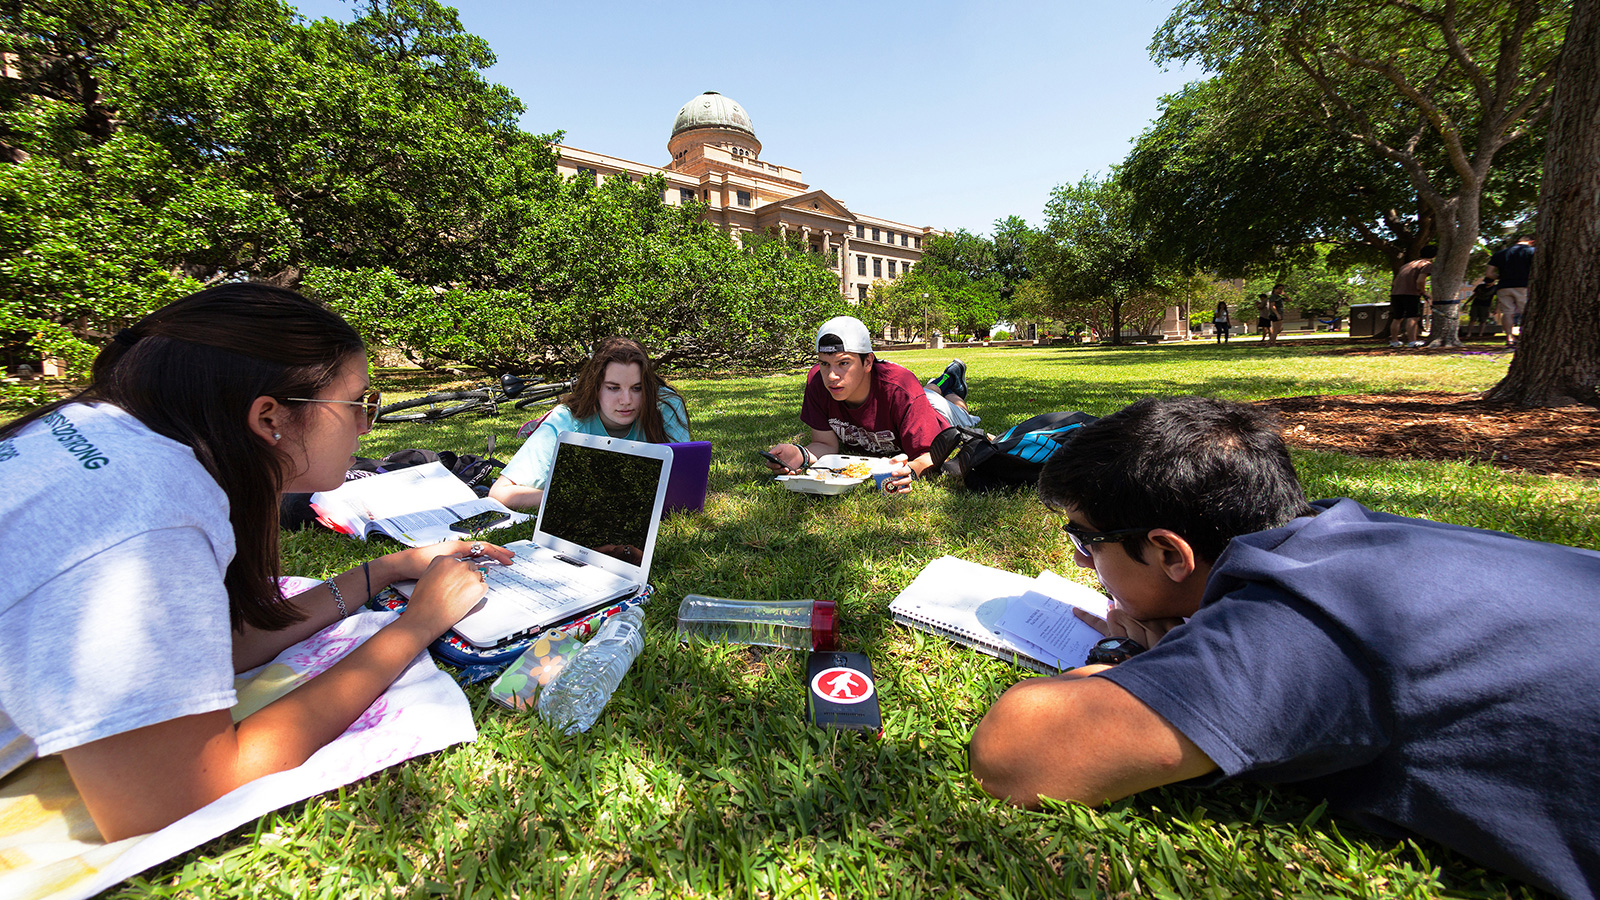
[840, 233, 853, 299]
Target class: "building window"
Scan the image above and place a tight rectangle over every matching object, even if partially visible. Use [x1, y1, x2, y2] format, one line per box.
[873, 258, 882, 277]
[857, 284, 868, 302]
[901, 234, 909, 246]
[857, 224, 866, 238]
[577, 167, 597, 183]
[872, 227, 880, 241]
[857, 256, 867, 276]
[737, 190, 751, 207]
[914, 236, 921, 249]
[888, 260, 896, 277]
[885, 230, 894, 244]
[679, 188, 695, 204]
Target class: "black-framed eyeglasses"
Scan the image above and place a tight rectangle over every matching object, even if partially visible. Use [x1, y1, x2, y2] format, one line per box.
[283, 390, 383, 429]
[1062, 522, 1152, 557]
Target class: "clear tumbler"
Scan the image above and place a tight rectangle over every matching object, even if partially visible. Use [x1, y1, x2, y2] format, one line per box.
[676, 595, 838, 651]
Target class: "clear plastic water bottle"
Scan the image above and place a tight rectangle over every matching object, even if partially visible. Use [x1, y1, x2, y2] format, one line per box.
[675, 595, 838, 651]
[536, 605, 646, 734]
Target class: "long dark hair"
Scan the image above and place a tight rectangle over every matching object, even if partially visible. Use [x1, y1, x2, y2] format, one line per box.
[564, 336, 689, 442]
[1, 284, 364, 631]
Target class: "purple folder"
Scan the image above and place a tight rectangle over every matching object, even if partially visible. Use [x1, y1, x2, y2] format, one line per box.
[664, 441, 712, 514]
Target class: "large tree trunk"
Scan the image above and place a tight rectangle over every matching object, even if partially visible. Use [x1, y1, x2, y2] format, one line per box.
[1486, 0, 1600, 407]
[1427, 190, 1481, 347]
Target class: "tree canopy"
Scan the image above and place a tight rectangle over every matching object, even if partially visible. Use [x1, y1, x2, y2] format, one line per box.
[1029, 175, 1177, 343]
[1125, 30, 1545, 280]
[1152, 0, 1567, 310]
[1, 0, 844, 391]
[308, 174, 843, 376]
[864, 221, 1038, 341]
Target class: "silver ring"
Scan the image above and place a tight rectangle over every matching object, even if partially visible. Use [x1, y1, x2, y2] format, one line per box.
[469, 542, 484, 557]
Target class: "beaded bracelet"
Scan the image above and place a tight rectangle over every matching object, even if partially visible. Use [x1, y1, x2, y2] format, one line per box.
[326, 577, 348, 618]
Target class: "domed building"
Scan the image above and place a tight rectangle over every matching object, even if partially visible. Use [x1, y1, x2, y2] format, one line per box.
[554, 91, 940, 304]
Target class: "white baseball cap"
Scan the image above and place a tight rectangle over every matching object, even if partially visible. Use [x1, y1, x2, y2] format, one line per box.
[815, 316, 873, 354]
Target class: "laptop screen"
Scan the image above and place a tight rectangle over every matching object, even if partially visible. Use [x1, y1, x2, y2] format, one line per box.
[539, 439, 666, 555]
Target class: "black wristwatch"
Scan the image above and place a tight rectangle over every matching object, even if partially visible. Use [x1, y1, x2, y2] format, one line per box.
[1085, 636, 1146, 666]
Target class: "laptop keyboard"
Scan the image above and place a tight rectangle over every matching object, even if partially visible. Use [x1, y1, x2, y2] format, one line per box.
[485, 559, 619, 613]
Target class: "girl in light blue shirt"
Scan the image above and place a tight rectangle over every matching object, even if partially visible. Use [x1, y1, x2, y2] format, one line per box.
[490, 337, 691, 510]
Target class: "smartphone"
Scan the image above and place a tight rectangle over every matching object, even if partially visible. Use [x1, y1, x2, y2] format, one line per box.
[806, 650, 882, 736]
[757, 449, 788, 469]
[450, 510, 511, 534]
[488, 632, 584, 710]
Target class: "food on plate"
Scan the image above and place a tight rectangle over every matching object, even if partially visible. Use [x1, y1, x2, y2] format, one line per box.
[840, 461, 873, 479]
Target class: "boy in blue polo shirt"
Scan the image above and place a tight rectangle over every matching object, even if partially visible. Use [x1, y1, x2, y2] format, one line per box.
[970, 396, 1600, 900]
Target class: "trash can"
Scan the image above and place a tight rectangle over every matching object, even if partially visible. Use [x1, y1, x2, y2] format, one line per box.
[1349, 303, 1392, 338]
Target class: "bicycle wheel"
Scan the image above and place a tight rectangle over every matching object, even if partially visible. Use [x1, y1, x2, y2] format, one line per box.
[375, 390, 495, 423]
[512, 380, 574, 410]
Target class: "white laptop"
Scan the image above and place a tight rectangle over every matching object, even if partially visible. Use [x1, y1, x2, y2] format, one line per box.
[395, 431, 673, 647]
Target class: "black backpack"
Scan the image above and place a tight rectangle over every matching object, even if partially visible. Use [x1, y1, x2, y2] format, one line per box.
[279, 443, 507, 531]
[938, 411, 1098, 493]
[344, 448, 504, 490]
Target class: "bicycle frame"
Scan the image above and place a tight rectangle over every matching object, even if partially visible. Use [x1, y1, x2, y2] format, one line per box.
[375, 377, 573, 424]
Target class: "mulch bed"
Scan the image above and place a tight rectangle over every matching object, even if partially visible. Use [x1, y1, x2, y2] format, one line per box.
[1258, 391, 1600, 478]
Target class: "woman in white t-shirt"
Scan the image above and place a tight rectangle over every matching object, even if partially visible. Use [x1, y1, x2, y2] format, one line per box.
[489, 336, 691, 511]
[0, 285, 510, 841]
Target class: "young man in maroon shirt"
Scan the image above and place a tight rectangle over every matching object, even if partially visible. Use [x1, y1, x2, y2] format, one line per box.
[764, 316, 973, 493]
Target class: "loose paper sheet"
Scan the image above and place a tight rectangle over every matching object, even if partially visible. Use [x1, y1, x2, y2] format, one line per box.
[994, 591, 1106, 670]
[1034, 569, 1110, 619]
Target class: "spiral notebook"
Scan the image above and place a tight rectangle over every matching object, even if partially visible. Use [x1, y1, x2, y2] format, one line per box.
[888, 556, 1109, 673]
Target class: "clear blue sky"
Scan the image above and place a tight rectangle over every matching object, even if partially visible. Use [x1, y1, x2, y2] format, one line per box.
[293, 0, 1199, 237]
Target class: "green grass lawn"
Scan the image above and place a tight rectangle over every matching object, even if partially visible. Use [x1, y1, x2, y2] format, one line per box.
[118, 340, 1591, 899]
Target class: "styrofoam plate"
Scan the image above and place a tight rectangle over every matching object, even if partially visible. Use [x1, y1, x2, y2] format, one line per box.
[775, 473, 867, 494]
[774, 454, 896, 495]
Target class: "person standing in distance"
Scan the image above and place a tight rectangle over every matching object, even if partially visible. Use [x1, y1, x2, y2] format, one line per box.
[1485, 235, 1536, 348]
[1265, 284, 1290, 344]
[1388, 247, 1435, 348]
[1211, 301, 1232, 344]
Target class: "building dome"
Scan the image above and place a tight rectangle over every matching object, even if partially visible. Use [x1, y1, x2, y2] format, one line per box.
[671, 91, 756, 139]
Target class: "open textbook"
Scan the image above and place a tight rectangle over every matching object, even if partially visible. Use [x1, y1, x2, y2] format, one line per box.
[309, 462, 527, 547]
[889, 556, 1111, 674]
